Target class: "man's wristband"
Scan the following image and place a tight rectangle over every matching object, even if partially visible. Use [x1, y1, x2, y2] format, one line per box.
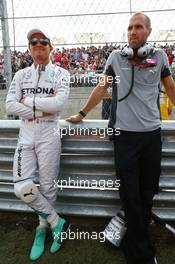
[79, 110, 87, 117]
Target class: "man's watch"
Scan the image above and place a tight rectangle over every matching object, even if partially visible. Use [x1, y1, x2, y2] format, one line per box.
[79, 110, 87, 117]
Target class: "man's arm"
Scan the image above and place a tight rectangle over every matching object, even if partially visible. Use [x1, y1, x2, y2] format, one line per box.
[6, 71, 34, 119]
[103, 90, 112, 99]
[66, 74, 111, 122]
[22, 72, 70, 114]
[162, 76, 175, 105]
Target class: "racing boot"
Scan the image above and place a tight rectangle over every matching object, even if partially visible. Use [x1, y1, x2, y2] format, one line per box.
[30, 227, 46, 260]
[50, 217, 70, 253]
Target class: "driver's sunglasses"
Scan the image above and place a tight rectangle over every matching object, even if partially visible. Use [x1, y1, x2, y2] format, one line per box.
[29, 38, 50, 46]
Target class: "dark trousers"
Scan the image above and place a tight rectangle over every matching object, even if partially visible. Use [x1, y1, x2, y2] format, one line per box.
[113, 128, 162, 264]
[102, 98, 111, 119]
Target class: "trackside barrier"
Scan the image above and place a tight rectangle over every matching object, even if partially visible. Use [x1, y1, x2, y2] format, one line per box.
[0, 120, 175, 221]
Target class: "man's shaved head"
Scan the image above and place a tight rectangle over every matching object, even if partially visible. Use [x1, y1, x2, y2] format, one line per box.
[131, 12, 151, 29]
[128, 12, 152, 49]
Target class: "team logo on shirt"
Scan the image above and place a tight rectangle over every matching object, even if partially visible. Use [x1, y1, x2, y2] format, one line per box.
[21, 87, 54, 95]
[24, 69, 32, 79]
[48, 68, 61, 81]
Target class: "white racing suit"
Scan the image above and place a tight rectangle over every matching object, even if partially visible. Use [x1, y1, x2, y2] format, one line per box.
[6, 62, 70, 221]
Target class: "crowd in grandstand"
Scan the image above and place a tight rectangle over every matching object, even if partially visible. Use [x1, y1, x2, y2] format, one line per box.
[0, 43, 175, 81]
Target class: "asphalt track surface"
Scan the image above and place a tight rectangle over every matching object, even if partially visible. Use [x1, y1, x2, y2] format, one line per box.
[0, 212, 175, 264]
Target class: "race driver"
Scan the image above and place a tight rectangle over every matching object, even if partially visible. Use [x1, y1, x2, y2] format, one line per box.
[6, 28, 70, 261]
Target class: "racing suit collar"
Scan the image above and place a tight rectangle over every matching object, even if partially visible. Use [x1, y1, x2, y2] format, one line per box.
[32, 61, 52, 70]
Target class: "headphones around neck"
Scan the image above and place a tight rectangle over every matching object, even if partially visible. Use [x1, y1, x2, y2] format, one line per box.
[121, 43, 155, 59]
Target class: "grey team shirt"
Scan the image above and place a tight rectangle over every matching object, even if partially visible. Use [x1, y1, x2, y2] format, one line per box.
[103, 49, 171, 132]
[6, 62, 70, 120]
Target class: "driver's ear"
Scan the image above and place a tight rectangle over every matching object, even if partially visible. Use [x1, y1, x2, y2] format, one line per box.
[49, 45, 53, 52]
[28, 45, 31, 53]
[148, 27, 152, 37]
